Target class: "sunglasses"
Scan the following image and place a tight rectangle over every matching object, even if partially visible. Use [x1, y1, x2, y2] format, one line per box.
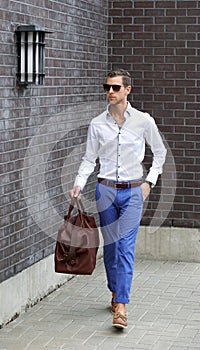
[103, 84, 123, 92]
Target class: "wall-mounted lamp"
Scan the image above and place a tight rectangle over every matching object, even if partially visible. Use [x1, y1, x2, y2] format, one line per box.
[15, 25, 52, 86]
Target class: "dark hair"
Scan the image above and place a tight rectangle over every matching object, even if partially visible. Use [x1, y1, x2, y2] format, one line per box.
[107, 69, 131, 86]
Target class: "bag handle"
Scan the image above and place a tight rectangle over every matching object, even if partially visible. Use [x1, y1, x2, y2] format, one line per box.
[65, 198, 85, 221]
[74, 198, 85, 212]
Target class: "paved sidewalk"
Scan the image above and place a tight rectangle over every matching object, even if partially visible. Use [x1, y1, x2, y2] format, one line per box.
[1, 258, 200, 350]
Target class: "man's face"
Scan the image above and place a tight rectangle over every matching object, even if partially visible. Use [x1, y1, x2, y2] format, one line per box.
[105, 76, 131, 105]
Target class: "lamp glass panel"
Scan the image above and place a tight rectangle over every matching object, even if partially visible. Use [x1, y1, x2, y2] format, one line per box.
[35, 32, 39, 84]
[28, 32, 33, 82]
[20, 32, 25, 82]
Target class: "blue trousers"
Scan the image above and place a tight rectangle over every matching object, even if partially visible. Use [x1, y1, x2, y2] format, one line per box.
[96, 182, 143, 304]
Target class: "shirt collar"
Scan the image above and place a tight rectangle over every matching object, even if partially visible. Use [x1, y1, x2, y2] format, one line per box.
[106, 102, 132, 119]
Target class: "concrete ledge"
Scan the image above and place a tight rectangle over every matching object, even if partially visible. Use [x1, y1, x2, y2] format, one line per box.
[0, 244, 103, 327]
[136, 226, 200, 262]
[0, 254, 70, 327]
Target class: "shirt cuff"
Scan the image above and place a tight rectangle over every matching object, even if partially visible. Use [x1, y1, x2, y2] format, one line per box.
[73, 175, 86, 191]
[145, 169, 160, 187]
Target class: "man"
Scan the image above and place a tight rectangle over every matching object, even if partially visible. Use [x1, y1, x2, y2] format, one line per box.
[69, 69, 166, 329]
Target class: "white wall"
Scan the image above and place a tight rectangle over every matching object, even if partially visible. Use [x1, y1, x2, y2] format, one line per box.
[136, 227, 200, 262]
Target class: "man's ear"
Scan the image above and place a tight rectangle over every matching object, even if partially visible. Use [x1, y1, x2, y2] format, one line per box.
[126, 85, 132, 95]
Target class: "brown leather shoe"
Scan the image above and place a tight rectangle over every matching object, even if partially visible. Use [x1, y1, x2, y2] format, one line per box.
[111, 297, 117, 314]
[112, 312, 128, 329]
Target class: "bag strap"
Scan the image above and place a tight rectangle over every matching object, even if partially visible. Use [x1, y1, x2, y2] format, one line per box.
[65, 198, 85, 250]
[74, 198, 85, 212]
[65, 198, 85, 220]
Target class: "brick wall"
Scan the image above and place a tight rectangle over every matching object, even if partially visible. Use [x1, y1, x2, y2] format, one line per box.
[0, 0, 108, 283]
[108, 0, 200, 228]
[1, 0, 199, 285]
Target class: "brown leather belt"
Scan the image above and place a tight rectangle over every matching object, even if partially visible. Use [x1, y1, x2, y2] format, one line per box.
[98, 178, 142, 189]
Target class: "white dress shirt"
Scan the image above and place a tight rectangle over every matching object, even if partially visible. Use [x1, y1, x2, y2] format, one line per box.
[74, 102, 167, 190]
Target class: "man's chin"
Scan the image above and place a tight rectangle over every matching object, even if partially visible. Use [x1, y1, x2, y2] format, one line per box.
[109, 99, 116, 104]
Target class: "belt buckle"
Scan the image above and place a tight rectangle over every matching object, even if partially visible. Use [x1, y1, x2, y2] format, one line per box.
[115, 182, 121, 189]
[115, 182, 129, 189]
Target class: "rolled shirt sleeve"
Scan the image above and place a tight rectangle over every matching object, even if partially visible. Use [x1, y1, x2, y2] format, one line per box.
[144, 113, 167, 185]
[74, 123, 99, 190]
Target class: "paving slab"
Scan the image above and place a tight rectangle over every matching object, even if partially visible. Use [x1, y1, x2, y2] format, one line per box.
[0, 258, 200, 350]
